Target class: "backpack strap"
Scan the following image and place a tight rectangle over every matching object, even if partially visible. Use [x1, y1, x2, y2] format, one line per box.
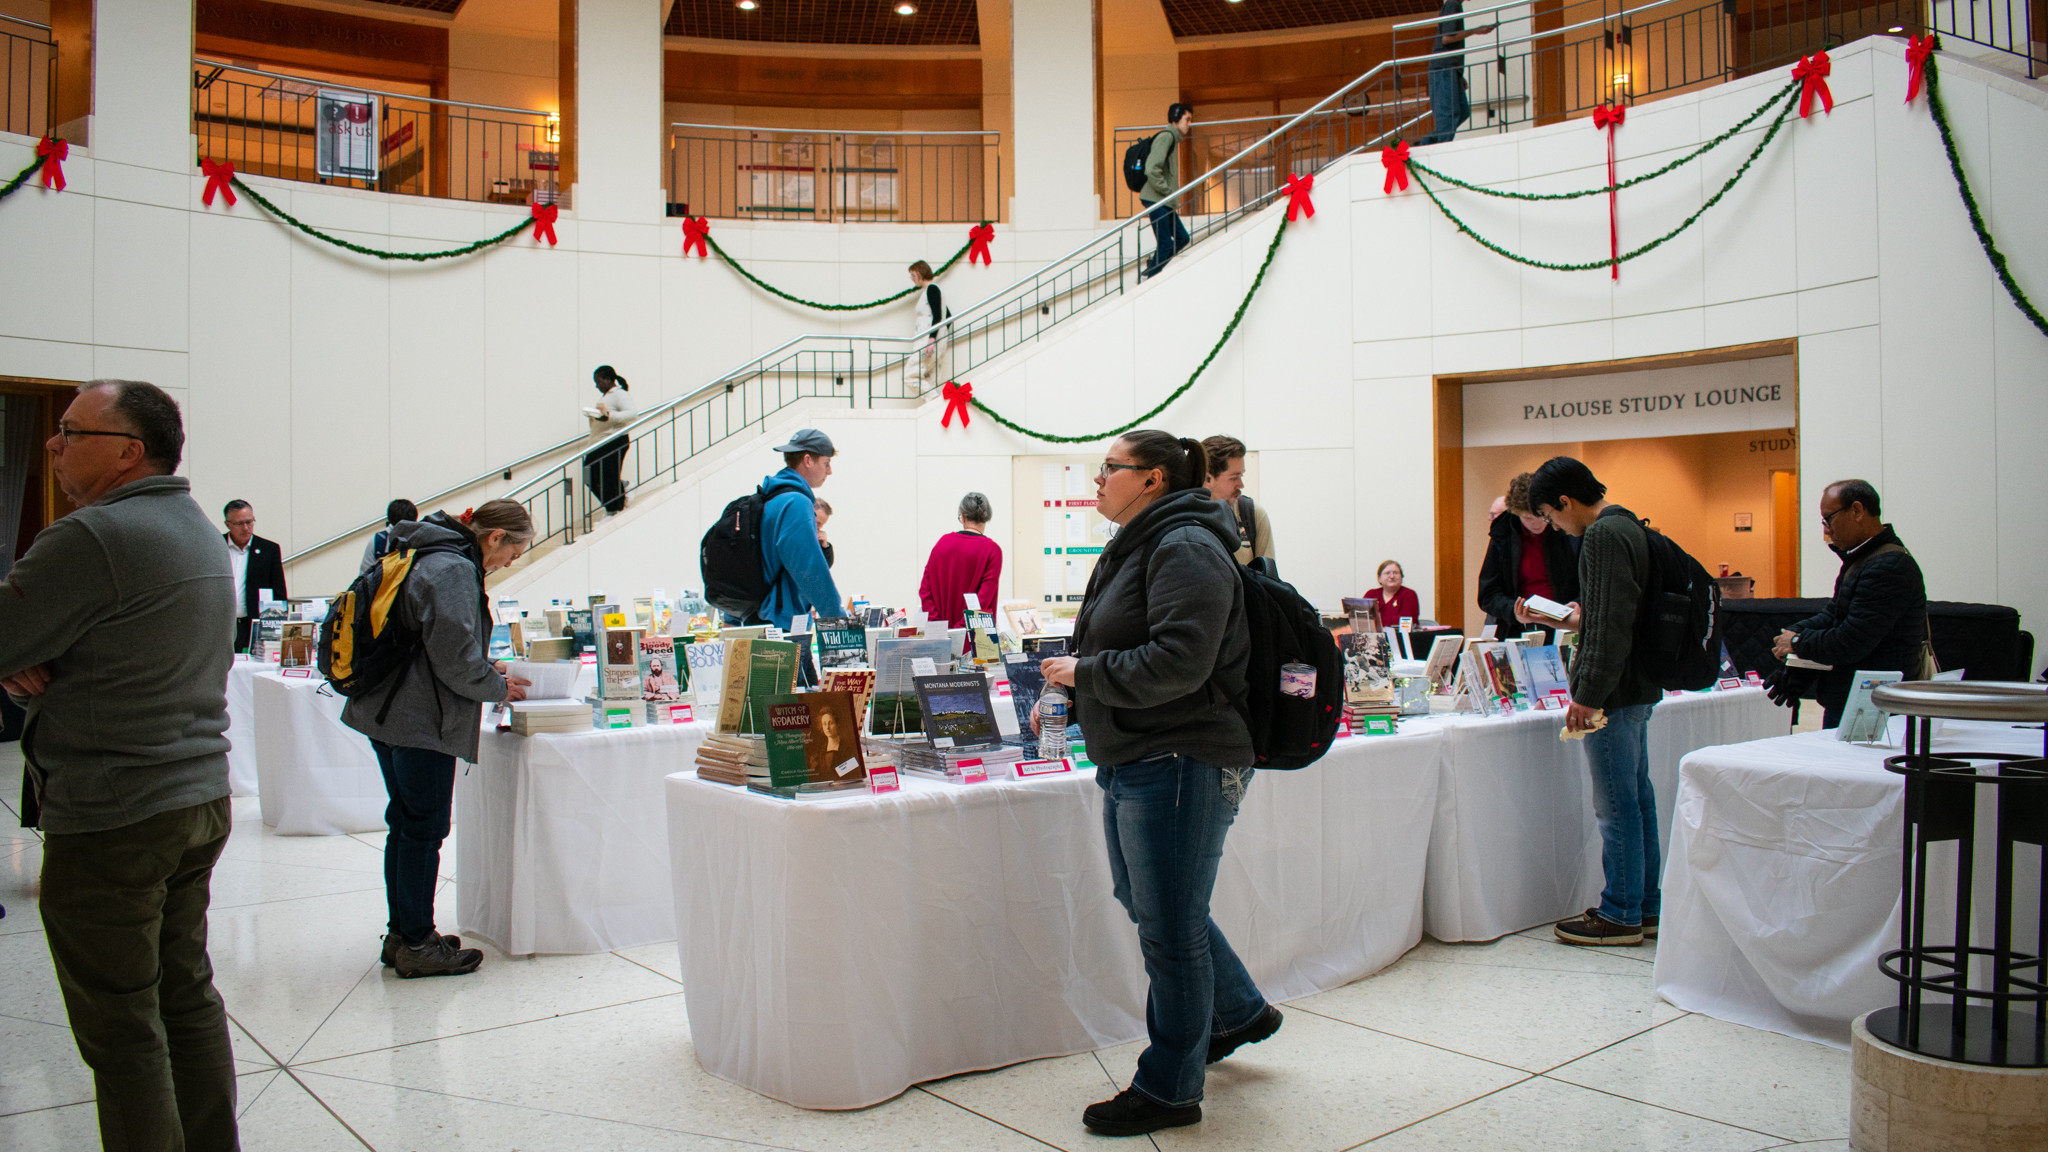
[1235, 496, 1257, 554]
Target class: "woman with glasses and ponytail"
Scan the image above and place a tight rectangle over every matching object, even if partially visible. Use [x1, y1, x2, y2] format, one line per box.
[1037, 429, 1280, 1137]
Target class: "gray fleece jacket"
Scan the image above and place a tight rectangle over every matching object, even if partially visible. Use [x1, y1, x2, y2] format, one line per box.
[340, 514, 507, 762]
[1072, 489, 1252, 769]
[0, 476, 235, 834]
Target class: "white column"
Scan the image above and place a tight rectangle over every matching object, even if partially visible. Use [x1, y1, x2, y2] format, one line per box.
[1009, 0, 1097, 231]
[91, 0, 195, 171]
[573, 0, 665, 222]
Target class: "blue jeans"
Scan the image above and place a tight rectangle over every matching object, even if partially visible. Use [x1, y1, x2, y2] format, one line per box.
[1583, 702, 1660, 926]
[1419, 63, 1470, 145]
[371, 740, 456, 946]
[1141, 200, 1189, 277]
[1098, 754, 1266, 1107]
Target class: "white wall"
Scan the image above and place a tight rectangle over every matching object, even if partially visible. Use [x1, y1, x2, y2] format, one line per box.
[4, 37, 2045, 638]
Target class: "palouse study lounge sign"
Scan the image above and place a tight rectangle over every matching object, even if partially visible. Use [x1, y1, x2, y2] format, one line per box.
[1462, 356, 1797, 447]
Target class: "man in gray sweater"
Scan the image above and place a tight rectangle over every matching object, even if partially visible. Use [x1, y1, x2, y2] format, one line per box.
[1529, 456, 1662, 948]
[0, 380, 239, 1150]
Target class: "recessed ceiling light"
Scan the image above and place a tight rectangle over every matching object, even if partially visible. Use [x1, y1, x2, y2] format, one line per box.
[736, 0, 756, 9]
[1888, 24, 1905, 31]
[896, 2, 916, 13]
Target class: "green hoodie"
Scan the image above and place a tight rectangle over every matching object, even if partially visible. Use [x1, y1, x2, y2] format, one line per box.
[1, 476, 235, 834]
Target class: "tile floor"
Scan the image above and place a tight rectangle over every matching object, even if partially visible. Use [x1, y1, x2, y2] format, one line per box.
[0, 744, 1852, 1152]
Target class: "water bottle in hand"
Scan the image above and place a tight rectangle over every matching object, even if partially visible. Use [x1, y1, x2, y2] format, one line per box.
[1037, 684, 1069, 762]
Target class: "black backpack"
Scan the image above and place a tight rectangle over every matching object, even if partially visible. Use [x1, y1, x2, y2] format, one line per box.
[701, 488, 771, 620]
[318, 539, 475, 723]
[1122, 133, 1163, 192]
[1229, 565, 1343, 770]
[1630, 518, 1721, 691]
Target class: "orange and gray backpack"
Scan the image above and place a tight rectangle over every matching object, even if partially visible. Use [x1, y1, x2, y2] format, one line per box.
[318, 541, 472, 723]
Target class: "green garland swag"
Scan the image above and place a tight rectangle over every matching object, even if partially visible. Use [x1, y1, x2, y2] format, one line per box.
[1923, 41, 2048, 338]
[706, 228, 980, 311]
[226, 175, 530, 261]
[969, 217, 1289, 444]
[1413, 80, 1799, 273]
[1408, 77, 1800, 201]
[0, 152, 51, 204]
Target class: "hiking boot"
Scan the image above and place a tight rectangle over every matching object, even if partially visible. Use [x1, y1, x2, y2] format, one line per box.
[1554, 908, 1644, 947]
[381, 932, 461, 968]
[392, 935, 484, 979]
[1642, 915, 1659, 939]
[1208, 1005, 1283, 1064]
[1082, 1088, 1201, 1137]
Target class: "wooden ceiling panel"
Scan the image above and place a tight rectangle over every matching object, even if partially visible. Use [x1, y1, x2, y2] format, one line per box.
[1161, 0, 1439, 38]
[665, 0, 980, 46]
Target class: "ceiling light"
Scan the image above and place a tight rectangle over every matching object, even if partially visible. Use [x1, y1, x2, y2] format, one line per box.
[1613, 72, 1631, 86]
[736, 0, 756, 9]
[1888, 24, 1905, 31]
[896, 2, 916, 13]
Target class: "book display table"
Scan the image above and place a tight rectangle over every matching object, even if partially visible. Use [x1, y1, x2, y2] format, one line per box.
[458, 720, 714, 956]
[224, 657, 278, 797]
[666, 730, 1443, 1109]
[1418, 687, 1786, 943]
[1655, 719, 2045, 1048]
[251, 672, 387, 835]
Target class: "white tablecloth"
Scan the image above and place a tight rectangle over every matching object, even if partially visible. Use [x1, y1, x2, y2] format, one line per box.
[223, 659, 277, 797]
[458, 720, 712, 956]
[1654, 719, 2045, 1048]
[251, 673, 387, 835]
[667, 731, 1442, 1109]
[1422, 687, 1788, 942]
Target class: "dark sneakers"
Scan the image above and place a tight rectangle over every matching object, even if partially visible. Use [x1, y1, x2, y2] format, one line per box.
[1554, 908, 1645, 947]
[1208, 1005, 1283, 1064]
[380, 932, 462, 968]
[392, 935, 484, 978]
[1642, 915, 1660, 939]
[1082, 1088, 1201, 1137]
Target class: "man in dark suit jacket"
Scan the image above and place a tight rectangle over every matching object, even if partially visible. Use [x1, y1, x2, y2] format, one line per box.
[223, 500, 288, 652]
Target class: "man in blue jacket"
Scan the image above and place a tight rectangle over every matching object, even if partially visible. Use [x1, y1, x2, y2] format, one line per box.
[758, 429, 845, 630]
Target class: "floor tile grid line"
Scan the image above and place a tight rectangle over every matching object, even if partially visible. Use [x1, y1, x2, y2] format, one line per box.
[1339, 1070, 1537, 1150]
[612, 946, 686, 985]
[275, 959, 382, 1068]
[1399, 952, 1664, 980]
[1507, 924, 1662, 964]
[1283, 1001, 1554, 1079]
[289, 988, 687, 1069]
[909, 1084, 1082, 1152]
[289, 1067, 855, 1152]
[275, 1066, 379, 1151]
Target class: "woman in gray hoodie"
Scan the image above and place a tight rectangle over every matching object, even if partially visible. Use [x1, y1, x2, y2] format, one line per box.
[342, 499, 533, 979]
[1039, 430, 1278, 1137]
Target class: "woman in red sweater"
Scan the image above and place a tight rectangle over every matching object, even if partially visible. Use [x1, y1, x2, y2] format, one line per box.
[1367, 558, 1420, 630]
[919, 492, 1004, 628]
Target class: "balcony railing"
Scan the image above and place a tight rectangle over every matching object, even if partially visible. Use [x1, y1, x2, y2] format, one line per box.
[191, 60, 558, 206]
[1, 15, 53, 140]
[667, 124, 1000, 224]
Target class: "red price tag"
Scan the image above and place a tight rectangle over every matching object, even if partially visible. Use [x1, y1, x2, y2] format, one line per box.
[1013, 758, 1073, 777]
[867, 766, 900, 794]
[281, 668, 315, 679]
[668, 703, 694, 724]
[956, 758, 988, 784]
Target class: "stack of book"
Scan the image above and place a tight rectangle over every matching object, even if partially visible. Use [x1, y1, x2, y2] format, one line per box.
[898, 740, 1025, 781]
[507, 700, 590, 735]
[696, 733, 764, 786]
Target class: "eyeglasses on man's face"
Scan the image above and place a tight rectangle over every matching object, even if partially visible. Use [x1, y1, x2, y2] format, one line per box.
[56, 423, 142, 446]
[1819, 505, 1848, 530]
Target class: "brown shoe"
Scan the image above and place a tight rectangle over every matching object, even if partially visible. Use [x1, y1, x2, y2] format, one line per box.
[1642, 915, 1659, 939]
[392, 935, 484, 978]
[381, 932, 461, 968]
[1554, 908, 1644, 947]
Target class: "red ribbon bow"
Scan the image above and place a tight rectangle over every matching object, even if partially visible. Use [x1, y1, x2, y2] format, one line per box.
[1793, 52, 1833, 118]
[940, 380, 973, 428]
[200, 158, 237, 208]
[682, 216, 711, 258]
[1381, 141, 1411, 194]
[967, 222, 994, 266]
[1284, 172, 1316, 221]
[35, 137, 66, 192]
[1905, 35, 1934, 104]
[530, 202, 558, 246]
[1594, 104, 1626, 280]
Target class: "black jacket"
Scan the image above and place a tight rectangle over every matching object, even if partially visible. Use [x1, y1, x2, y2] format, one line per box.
[226, 533, 288, 617]
[1792, 525, 1927, 715]
[1072, 489, 1252, 770]
[1475, 511, 1580, 631]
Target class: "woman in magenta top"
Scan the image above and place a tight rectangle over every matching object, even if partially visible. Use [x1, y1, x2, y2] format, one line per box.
[1367, 559, 1420, 629]
[919, 492, 1004, 628]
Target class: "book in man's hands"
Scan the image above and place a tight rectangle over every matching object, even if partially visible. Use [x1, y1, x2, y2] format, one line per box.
[716, 638, 799, 734]
[1521, 594, 1573, 623]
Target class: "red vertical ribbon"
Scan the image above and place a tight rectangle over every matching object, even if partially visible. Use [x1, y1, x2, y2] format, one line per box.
[199, 158, 237, 207]
[967, 222, 994, 265]
[1593, 104, 1626, 281]
[1284, 172, 1316, 221]
[530, 202, 558, 245]
[1381, 141, 1411, 194]
[940, 381, 973, 428]
[35, 137, 66, 191]
[1905, 35, 1934, 104]
[1793, 52, 1833, 118]
[682, 216, 711, 258]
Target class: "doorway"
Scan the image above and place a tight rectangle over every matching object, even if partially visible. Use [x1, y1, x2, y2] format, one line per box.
[1, 377, 79, 574]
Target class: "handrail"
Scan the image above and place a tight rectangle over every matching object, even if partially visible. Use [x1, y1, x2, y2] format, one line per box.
[671, 121, 997, 137]
[192, 58, 554, 118]
[0, 13, 50, 31]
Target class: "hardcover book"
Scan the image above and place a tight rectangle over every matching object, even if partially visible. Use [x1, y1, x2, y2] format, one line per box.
[1342, 630, 1395, 705]
[639, 635, 684, 702]
[716, 638, 799, 734]
[822, 668, 877, 727]
[758, 692, 866, 791]
[913, 672, 1002, 749]
[1522, 644, 1571, 707]
[816, 617, 868, 669]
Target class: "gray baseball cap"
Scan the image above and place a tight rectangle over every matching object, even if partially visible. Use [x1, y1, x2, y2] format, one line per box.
[773, 428, 837, 456]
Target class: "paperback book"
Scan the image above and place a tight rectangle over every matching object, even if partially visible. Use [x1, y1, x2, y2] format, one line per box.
[600, 628, 643, 699]
[870, 635, 955, 735]
[565, 608, 596, 656]
[1003, 652, 1047, 734]
[1522, 644, 1571, 709]
[821, 668, 877, 728]
[816, 617, 869, 669]
[1341, 630, 1395, 706]
[716, 638, 799, 734]
[639, 635, 685, 702]
[913, 672, 1002, 749]
[755, 692, 867, 794]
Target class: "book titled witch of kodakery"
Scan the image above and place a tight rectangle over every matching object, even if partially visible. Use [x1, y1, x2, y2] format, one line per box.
[754, 692, 866, 795]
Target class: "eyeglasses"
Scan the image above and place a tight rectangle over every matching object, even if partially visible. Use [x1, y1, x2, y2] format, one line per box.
[1096, 462, 1146, 480]
[1819, 506, 1848, 530]
[57, 424, 142, 445]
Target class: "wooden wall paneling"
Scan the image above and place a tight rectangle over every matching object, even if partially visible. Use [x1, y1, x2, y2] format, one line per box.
[50, 0, 90, 137]
[662, 51, 982, 110]
[1177, 32, 1395, 104]
[559, 0, 576, 201]
[1433, 375, 1464, 631]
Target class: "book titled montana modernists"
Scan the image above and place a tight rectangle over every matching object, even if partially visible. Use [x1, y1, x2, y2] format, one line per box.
[913, 672, 1002, 749]
[755, 691, 866, 793]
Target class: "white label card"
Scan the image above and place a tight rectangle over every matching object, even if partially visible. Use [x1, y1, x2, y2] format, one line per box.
[911, 657, 939, 677]
[957, 758, 988, 784]
[1013, 758, 1073, 777]
[962, 593, 982, 612]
